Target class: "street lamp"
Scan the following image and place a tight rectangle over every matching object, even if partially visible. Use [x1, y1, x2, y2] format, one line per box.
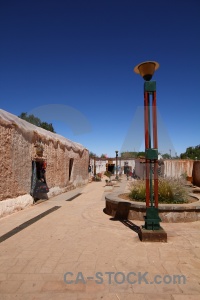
[134, 61, 167, 242]
[115, 150, 119, 180]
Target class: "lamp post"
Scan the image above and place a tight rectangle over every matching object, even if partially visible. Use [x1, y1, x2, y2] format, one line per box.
[94, 156, 96, 176]
[169, 149, 171, 159]
[115, 150, 118, 180]
[134, 61, 167, 242]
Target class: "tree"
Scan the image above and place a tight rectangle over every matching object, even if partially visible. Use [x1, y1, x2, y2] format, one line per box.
[89, 151, 96, 157]
[180, 145, 200, 160]
[136, 151, 145, 158]
[162, 153, 171, 159]
[121, 151, 137, 158]
[18, 112, 56, 133]
[40, 122, 55, 133]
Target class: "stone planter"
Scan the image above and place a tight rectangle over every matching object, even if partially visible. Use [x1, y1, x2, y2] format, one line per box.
[105, 192, 200, 223]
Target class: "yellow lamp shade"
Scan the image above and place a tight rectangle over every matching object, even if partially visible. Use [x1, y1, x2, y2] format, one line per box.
[134, 61, 159, 81]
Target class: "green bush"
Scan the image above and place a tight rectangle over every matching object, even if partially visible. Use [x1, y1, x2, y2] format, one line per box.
[104, 171, 112, 178]
[129, 178, 188, 204]
[93, 175, 101, 181]
[129, 180, 146, 201]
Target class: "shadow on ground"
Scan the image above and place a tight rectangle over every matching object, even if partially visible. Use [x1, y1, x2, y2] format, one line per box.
[111, 218, 140, 234]
[103, 208, 140, 234]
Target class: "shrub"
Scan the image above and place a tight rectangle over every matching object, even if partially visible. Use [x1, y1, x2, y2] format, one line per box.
[93, 175, 101, 181]
[129, 180, 146, 201]
[129, 178, 188, 204]
[104, 171, 112, 178]
[158, 178, 188, 203]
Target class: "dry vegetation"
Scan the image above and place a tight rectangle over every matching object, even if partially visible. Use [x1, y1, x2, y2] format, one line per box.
[120, 178, 196, 204]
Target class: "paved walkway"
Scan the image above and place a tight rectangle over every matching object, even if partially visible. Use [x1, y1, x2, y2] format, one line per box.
[0, 176, 200, 300]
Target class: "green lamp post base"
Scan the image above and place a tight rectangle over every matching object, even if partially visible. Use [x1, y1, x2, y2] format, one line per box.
[143, 207, 161, 230]
[140, 206, 167, 243]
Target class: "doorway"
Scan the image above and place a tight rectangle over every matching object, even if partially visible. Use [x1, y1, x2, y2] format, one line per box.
[107, 163, 115, 174]
[30, 159, 49, 200]
[69, 158, 74, 181]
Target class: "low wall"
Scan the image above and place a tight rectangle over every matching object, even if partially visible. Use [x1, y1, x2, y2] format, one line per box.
[105, 192, 200, 223]
[0, 194, 33, 218]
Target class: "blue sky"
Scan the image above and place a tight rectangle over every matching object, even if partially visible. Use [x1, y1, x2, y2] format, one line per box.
[0, 0, 200, 157]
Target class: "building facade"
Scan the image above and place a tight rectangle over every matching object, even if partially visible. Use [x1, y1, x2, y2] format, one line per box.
[89, 157, 136, 176]
[89, 156, 196, 180]
[0, 109, 89, 217]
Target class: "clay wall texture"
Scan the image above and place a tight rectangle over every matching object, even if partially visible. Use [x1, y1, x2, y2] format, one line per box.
[133, 159, 195, 180]
[164, 159, 194, 178]
[192, 161, 200, 187]
[0, 109, 89, 202]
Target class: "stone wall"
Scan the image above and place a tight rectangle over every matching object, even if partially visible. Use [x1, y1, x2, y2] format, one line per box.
[0, 109, 89, 216]
[105, 195, 200, 223]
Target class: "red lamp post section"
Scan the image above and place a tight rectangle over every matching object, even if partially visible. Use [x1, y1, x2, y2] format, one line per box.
[152, 90, 159, 208]
[144, 84, 159, 208]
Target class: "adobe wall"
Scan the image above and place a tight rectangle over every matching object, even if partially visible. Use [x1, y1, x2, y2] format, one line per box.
[164, 159, 194, 178]
[42, 139, 89, 189]
[0, 109, 89, 216]
[192, 161, 200, 187]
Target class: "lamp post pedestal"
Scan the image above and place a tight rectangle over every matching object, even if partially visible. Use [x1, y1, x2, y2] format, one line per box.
[138, 226, 167, 242]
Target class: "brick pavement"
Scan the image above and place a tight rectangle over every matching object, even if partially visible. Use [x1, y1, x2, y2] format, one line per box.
[0, 176, 200, 299]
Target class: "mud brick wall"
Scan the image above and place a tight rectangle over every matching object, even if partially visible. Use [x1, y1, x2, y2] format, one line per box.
[192, 161, 200, 187]
[164, 159, 194, 178]
[0, 110, 89, 201]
